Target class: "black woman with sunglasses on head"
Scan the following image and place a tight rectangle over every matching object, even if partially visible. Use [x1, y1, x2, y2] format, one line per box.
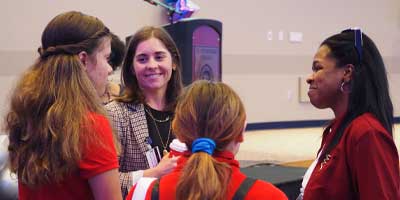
[297, 28, 400, 200]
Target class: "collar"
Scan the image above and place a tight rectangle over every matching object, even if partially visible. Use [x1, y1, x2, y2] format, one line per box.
[319, 113, 346, 153]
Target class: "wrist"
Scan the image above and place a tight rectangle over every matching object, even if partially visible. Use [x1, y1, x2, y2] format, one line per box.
[144, 167, 160, 178]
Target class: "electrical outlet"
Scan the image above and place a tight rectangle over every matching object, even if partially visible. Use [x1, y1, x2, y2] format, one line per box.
[267, 31, 273, 41]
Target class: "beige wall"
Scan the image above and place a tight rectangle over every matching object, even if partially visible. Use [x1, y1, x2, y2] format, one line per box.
[1, 0, 399, 123]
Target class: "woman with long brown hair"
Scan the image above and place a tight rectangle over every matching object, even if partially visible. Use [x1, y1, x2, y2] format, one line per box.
[4, 11, 121, 200]
[126, 80, 287, 200]
[105, 26, 183, 198]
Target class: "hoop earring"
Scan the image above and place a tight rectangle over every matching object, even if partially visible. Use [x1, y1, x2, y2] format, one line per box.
[340, 82, 345, 93]
[340, 81, 351, 93]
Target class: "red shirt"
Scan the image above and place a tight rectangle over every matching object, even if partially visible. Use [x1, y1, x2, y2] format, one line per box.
[304, 113, 400, 200]
[18, 113, 119, 200]
[126, 151, 288, 200]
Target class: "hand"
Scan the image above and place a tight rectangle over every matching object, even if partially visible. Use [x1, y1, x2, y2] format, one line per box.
[154, 153, 179, 177]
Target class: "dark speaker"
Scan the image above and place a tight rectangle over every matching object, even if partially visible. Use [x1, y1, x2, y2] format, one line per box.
[163, 19, 222, 85]
[241, 164, 306, 200]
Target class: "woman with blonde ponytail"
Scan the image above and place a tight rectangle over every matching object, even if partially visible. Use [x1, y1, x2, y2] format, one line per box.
[126, 80, 287, 200]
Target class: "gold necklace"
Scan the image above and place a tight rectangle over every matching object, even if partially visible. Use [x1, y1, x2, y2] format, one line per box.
[145, 107, 170, 123]
[145, 107, 171, 156]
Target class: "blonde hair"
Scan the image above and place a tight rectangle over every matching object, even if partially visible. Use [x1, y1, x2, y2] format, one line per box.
[172, 80, 246, 200]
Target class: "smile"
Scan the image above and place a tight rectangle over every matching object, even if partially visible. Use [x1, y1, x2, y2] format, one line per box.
[145, 73, 162, 78]
[308, 86, 317, 90]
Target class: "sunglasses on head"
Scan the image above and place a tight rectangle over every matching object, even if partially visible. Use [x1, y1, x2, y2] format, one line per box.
[341, 28, 363, 63]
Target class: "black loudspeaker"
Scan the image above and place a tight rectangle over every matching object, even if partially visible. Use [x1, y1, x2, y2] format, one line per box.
[241, 164, 306, 200]
[163, 19, 222, 85]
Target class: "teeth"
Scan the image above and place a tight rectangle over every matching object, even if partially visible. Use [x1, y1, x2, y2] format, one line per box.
[146, 74, 160, 77]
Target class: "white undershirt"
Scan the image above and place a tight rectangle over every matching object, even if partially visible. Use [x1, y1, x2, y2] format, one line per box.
[298, 149, 323, 199]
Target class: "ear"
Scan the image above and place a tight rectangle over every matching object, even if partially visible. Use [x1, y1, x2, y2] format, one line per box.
[78, 51, 88, 70]
[237, 133, 244, 143]
[172, 64, 177, 71]
[236, 121, 247, 143]
[343, 64, 354, 82]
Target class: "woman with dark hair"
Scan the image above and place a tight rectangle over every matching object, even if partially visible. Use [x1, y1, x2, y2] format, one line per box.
[109, 33, 126, 71]
[5, 11, 122, 200]
[101, 33, 126, 105]
[105, 26, 183, 198]
[298, 29, 399, 200]
[125, 80, 287, 200]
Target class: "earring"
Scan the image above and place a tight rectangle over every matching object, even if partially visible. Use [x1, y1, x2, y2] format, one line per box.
[340, 82, 345, 92]
[340, 81, 351, 93]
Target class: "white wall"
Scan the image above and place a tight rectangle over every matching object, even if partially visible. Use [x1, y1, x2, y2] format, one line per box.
[1, 0, 399, 123]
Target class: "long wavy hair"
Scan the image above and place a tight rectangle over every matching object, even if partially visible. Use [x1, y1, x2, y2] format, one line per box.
[172, 80, 246, 200]
[117, 26, 183, 111]
[4, 11, 118, 187]
[319, 30, 393, 161]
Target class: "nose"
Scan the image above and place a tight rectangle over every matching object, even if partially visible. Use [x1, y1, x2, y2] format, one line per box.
[306, 73, 314, 85]
[107, 64, 113, 76]
[146, 58, 158, 69]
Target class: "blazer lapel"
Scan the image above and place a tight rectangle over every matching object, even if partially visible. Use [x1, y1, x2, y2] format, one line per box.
[127, 103, 151, 166]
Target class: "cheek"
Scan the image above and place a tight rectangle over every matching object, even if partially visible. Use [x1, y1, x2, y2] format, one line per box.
[165, 62, 174, 74]
[132, 62, 141, 74]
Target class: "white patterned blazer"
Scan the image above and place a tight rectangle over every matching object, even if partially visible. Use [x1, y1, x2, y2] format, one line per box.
[105, 101, 151, 198]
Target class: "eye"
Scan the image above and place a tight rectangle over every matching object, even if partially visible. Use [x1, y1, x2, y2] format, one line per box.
[155, 54, 166, 61]
[136, 55, 148, 63]
[312, 65, 322, 72]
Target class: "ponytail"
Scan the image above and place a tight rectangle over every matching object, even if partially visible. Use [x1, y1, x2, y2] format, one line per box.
[176, 153, 231, 200]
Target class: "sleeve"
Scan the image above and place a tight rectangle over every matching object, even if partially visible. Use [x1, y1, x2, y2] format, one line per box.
[350, 129, 400, 200]
[105, 103, 147, 199]
[120, 172, 133, 199]
[79, 114, 119, 179]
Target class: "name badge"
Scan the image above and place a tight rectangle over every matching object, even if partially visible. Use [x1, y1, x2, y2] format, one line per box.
[145, 146, 162, 168]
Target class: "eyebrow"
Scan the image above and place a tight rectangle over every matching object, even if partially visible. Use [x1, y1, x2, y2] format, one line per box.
[136, 51, 167, 56]
[154, 51, 167, 55]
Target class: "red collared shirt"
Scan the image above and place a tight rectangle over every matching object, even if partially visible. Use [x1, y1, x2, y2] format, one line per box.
[304, 113, 400, 200]
[127, 151, 288, 200]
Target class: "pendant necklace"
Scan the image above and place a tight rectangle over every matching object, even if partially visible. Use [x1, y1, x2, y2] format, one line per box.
[145, 107, 171, 156]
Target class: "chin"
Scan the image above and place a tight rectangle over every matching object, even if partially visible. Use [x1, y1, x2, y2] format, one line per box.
[310, 101, 329, 109]
[309, 98, 321, 108]
[146, 82, 167, 90]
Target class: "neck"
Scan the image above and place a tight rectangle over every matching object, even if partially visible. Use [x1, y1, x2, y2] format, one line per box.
[332, 93, 349, 119]
[224, 140, 240, 156]
[144, 90, 167, 111]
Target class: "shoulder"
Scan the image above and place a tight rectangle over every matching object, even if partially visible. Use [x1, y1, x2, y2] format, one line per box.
[347, 113, 390, 141]
[105, 101, 126, 113]
[85, 112, 113, 139]
[105, 101, 142, 117]
[246, 180, 288, 200]
[86, 112, 110, 127]
[350, 113, 384, 130]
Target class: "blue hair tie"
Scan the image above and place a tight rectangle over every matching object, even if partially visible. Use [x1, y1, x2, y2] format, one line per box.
[191, 138, 216, 155]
